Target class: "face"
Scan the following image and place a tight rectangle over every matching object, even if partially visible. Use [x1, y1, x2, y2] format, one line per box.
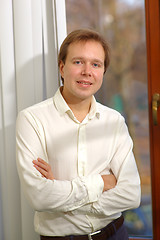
[59, 40, 105, 104]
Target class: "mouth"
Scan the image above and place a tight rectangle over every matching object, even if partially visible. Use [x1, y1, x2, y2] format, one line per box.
[77, 81, 92, 86]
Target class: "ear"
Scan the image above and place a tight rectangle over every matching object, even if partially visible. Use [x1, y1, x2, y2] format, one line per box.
[59, 61, 65, 78]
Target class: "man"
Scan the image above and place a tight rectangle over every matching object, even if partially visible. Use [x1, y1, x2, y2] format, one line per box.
[16, 29, 141, 240]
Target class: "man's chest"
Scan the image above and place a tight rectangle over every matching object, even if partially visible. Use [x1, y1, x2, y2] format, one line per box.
[43, 120, 117, 180]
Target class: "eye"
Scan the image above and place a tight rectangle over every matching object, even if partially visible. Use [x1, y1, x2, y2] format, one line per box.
[92, 62, 103, 68]
[74, 60, 82, 65]
[93, 63, 99, 67]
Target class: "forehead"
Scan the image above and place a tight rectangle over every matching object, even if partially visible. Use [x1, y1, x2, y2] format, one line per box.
[66, 40, 105, 60]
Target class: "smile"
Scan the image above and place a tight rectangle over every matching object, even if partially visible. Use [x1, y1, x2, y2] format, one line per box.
[77, 81, 92, 85]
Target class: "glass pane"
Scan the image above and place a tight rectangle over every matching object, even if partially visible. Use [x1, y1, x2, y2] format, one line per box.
[65, 0, 152, 237]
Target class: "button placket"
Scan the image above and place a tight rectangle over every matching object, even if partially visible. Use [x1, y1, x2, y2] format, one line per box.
[77, 123, 87, 177]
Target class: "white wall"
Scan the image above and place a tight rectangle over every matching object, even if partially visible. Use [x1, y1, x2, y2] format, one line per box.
[0, 0, 67, 239]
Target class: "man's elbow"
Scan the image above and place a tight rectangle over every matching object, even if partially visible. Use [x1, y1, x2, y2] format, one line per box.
[132, 194, 141, 209]
[130, 185, 141, 209]
[28, 197, 52, 212]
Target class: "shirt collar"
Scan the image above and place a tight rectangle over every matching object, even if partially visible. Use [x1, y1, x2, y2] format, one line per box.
[53, 88, 71, 115]
[53, 87, 100, 121]
[88, 96, 100, 120]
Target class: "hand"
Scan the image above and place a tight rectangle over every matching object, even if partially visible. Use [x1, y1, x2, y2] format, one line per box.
[33, 158, 54, 180]
[101, 173, 117, 192]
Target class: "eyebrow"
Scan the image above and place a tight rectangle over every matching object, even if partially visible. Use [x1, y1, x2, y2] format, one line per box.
[71, 57, 104, 65]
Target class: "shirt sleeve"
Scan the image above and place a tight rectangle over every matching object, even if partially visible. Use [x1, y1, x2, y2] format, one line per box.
[71, 119, 141, 216]
[16, 110, 104, 213]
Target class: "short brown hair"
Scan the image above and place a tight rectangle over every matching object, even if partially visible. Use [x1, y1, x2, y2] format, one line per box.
[58, 29, 110, 81]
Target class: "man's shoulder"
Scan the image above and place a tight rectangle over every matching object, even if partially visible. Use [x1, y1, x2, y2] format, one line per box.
[22, 97, 53, 112]
[97, 102, 122, 117]
[96, 102, 125, 126]
[17, 97, 55, 122]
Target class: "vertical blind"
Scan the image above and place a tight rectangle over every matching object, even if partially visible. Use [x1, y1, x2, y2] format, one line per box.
[0, 0, 66, 239]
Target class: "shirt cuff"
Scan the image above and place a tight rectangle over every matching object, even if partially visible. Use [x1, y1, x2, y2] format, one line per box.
[83, 174, 104, 203]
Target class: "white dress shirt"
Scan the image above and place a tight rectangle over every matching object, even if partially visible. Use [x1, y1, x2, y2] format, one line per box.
[16, 88, 141, 236]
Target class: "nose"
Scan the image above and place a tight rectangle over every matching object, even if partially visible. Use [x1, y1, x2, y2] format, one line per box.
[81, 63, 92, 76]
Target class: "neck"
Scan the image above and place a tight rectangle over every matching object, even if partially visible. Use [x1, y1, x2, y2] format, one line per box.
[61, 87, 92, 122]
[70, 102, 91, 122]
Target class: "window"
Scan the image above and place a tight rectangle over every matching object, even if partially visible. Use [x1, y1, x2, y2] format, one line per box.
[65, 0, 152, 237]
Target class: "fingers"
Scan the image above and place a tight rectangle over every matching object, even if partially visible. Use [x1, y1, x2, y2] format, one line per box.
[33, 163, 47, 178]
[101, 173, 117, 192]
[33, 158, 48, 171]
[33, 158, 54, 180]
